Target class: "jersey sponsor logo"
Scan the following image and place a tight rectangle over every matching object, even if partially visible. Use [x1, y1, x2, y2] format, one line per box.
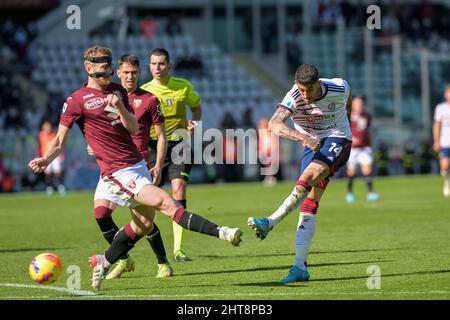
[62, 103, 68, 113]
[166, 98, 173, 106]
[84, 97, 104, 110]
[126, 180, 136, 189]
[111, 119, 122, 126]
[133, 99, 142, 109]
[82, 93, 95, 99]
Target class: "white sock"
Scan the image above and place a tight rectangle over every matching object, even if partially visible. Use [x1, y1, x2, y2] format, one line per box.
[267, 185, 310, 228]
[294, 214, 317, 271]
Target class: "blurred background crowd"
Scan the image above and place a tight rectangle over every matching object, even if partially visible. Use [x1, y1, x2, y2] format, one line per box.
[0, 0, 448, 193]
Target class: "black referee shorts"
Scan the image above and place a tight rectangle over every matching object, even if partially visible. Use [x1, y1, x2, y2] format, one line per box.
[148, 140, 193, 187]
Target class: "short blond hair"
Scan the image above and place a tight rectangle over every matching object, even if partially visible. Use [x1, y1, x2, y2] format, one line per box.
[83, 45, 112, 59]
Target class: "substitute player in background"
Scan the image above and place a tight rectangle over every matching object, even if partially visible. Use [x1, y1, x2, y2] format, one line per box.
[248, 64, 352, 283]
[433, 85, 450, 197]
[28, 46, 242, 291]
[345, 96, 379, 203]
[37, 120, 66, 196]
[87, 54, 172, 279]
[141, 48, 201, 262]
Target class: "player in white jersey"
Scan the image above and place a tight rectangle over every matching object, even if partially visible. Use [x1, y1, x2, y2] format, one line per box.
[433, 85, 450, 197]
[248, 64, 352, 283]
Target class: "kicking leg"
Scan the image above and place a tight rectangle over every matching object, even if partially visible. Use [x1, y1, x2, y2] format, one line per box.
[248, 160, 329, 240]
[134, 184, 242, 246]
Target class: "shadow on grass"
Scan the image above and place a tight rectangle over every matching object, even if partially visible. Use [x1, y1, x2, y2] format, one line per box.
[197, 247, 412, 260]
[0, 247, 75, 253]
[237, 269, 450, 287]
[308, 269, 450, 283]
[178, 260, 391, 277]
[311, 247, 412, 255]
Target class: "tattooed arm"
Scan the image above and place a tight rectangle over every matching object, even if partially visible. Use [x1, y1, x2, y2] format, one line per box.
[268, 107, 320, 152]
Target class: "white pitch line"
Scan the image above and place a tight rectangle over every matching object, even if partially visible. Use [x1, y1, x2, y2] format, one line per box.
[2, 291, 450, 300]
[0, 283, 98, 296]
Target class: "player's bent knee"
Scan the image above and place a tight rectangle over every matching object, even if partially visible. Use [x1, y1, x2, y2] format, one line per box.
[159, 197, 181, 217]
[302, 164, 329, 185]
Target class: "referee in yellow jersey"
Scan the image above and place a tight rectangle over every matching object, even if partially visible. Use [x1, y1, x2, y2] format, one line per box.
[141, 48, 201, 262]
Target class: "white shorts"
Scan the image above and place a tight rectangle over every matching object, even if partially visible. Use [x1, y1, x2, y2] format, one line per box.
[45, 157, 63, 175]
[347, 147, 374, 170]
[94, 160, 152, 208]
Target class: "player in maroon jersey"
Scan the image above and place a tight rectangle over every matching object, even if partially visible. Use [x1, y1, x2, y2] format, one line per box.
[346, 96, 379, 203]
[28, 46, 243, 290]
[87, 54, 172, 279]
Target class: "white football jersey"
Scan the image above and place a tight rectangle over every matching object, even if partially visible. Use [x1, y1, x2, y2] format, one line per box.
[278, 78, 352, 140]
[434, 102, 450, 148]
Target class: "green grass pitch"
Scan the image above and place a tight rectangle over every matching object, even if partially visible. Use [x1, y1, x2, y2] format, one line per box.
[0, 175, 449, 300]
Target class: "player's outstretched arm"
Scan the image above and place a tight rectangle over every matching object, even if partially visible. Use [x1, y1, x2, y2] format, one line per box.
[28, 124, 70, 173]
[149, 123, 167, 186]
[268, 108, 320, 152]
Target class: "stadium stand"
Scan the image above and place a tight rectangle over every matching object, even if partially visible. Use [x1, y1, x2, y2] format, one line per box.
[1, 0, 449, 191]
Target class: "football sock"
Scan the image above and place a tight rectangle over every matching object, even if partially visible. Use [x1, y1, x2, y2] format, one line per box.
[172, 207, 220, 237]
[95, 206, 127, 260]
[145, 223, 168, 264]
[365, 176, 373, 192]
[347, 176, 354, 193]
[267, 180, 312, 228]
[45, 175, 54, 189]
[105, 223, 143, 265]
[294, 214, 317, 271]
[173, 199, 186, 253]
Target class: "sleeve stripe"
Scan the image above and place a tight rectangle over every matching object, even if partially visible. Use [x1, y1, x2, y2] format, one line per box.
[277, 104, 294, 113]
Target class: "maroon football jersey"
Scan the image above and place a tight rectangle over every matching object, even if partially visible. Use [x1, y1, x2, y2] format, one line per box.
[128, 88, 164, 164]
[60, 82, 143, 177]
[350, 112, 371, 148]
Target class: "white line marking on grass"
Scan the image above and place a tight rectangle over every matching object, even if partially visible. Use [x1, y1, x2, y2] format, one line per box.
[0, 283, 98, 296]
[2, 291, 450, 300]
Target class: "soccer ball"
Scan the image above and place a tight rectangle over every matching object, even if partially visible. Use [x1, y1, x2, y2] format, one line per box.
[29, 253, 63, 284]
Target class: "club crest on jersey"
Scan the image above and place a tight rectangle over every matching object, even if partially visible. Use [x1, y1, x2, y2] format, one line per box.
[166, 98, 173, 107]
[84, 97, 104, 110]
[133, 99, 142, 108]
[126, 180, 136, 189]
[327, 103, 336, 112]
